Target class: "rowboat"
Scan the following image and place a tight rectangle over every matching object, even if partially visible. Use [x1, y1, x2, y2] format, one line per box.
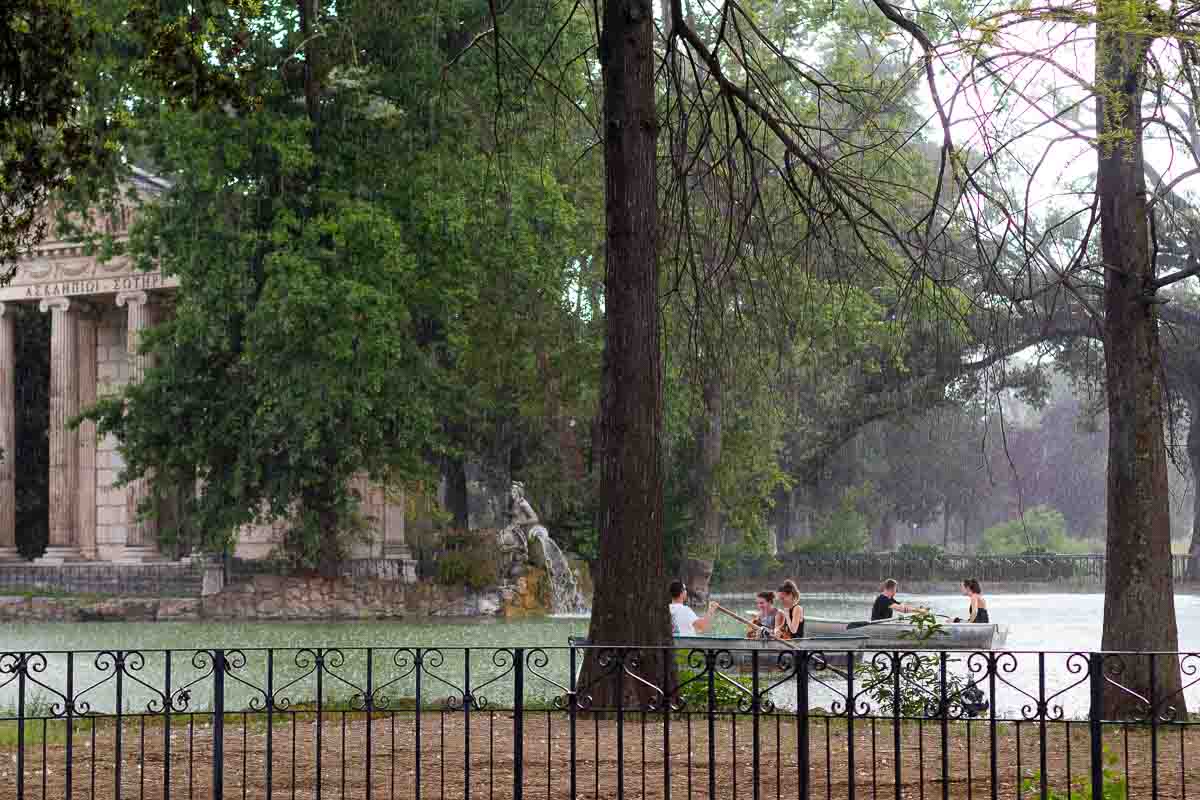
[568, 635, 868, 669]
[803, 617, 1008, 650]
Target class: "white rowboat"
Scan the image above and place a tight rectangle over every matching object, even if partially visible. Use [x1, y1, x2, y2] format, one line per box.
[803, 617, 1009, 650]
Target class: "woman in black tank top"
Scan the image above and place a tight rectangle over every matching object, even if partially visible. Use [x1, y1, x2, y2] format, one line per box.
[956, 578, 989, 623]
[774, 580, 805, 640]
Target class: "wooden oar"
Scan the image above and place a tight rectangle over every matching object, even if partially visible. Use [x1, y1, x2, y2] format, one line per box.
[711, 603, 802, 651]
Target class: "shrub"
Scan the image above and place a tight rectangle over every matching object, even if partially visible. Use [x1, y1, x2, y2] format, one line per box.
[789, 509, 869, 555]
[435, 547, 498, 590]
[978, 506, 1090, 555]
[896, 542, 945, 559]
[673, 659, 755, 711]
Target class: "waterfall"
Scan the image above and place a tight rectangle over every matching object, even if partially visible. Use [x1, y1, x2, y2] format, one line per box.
[527, 526, 587, 614]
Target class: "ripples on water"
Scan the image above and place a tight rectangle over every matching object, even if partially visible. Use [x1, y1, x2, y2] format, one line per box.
[2, 593, 1198, 717]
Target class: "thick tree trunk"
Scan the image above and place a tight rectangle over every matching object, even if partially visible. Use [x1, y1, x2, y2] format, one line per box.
[684, 375, 723, 604]
[581, 0, 668, 707]
[1095, 14, 1185, 718]
[1188, 400, 1200, 579]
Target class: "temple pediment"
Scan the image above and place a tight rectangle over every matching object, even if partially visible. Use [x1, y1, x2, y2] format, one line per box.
[3, 168, 178, 302]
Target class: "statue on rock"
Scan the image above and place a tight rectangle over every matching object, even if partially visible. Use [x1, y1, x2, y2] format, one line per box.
[497, 481, 539, 577]
[495, 481, 585, 613]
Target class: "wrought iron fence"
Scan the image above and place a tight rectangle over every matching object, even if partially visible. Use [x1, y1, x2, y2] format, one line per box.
[2, 643, 1199, 799]
[0, 563, 204, 597]
[783, 553, 1200, 585]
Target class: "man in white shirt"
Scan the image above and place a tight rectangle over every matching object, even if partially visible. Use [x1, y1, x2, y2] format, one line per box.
[668, 580, 718, 636]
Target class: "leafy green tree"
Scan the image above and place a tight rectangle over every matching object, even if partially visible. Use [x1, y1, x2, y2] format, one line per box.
[85, 0, 595, 572]
[1, 0, 258, 272]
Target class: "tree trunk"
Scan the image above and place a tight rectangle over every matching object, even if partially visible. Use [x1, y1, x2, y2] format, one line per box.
[1188, 397, 1200, 579]
[874, 510, 896, 551]
[684, 374, 722, 604]
[1095, 12, 1184, 717]
[581, 0, 668, 707]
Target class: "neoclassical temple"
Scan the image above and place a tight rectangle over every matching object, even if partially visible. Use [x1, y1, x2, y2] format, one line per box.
[0, 173, 412, 566]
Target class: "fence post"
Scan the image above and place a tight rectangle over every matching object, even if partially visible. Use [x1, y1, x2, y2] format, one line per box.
[16, 654, 25, 800]
[212, 649, 225, 800]
[847, 651, 856, 800]
[513, 647, 524, 800]
[797, 652, 810, 800]
[1088, 652, 1104, 800]
[751, 650, 761, 800]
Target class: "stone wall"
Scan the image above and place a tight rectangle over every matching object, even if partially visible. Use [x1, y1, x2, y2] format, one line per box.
[0, 594, 202, 622]
[0, 576, 508, 622]
[200, 575, 503, 620]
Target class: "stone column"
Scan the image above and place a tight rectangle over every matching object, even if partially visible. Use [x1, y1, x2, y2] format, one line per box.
[37, 297, 83, 563]
[383, 487, 416, 581]
[116, 290, 161, 561]
[76, 311, 98, 559]
[0, 304, 20, 560]
[383, 487, 410, 558]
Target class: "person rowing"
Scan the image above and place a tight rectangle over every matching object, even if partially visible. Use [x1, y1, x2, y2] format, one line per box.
[668, 580, 718, 636]
[745, 591, 779, 639]
[870, 578, 927, 621]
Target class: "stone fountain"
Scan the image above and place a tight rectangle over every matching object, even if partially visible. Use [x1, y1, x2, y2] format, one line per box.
[496, 482, 587, 614]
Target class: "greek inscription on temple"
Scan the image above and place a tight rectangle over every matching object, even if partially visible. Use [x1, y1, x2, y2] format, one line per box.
[21, 272, 168, 299]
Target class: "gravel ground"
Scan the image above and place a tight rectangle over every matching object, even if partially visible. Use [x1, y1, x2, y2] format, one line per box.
[2, 712, 1198, 799]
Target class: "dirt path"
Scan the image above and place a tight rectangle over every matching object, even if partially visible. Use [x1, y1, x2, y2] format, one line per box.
[2, 712, 1196, 799]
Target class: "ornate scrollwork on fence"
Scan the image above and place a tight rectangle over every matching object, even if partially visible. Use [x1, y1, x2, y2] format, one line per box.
[260, 648, 322, 713]
[368, 648, 419, 711]
[524, 648, 572, 710]
[213, 649, 272, 713]
[1150, 652, 1200, 723]
[69, 650, 128, 717]
[410, 648, 473, 711]
[305, 647, 373, 713]
[1099, 654, 1153, 721]
[0, 652, 77, 718]
[458, 648, 516, 711]
[1097, 651, 1200, 724]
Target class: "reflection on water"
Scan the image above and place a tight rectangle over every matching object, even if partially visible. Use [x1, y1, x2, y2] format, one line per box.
[2, 593, 1199, 718]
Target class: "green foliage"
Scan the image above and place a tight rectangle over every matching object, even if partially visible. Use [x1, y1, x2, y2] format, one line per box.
[787, 487, 872, 555]
[79, 1, 599, 570]
[979, 506, 1091, 555]
[896, 542, 945, 559]
[674, 662, 755, 711]
[0, 0, 95, 273]
[2, 0, 261, 272]
[435, 548, 498, 591]
[1020, 747, 1127, 800]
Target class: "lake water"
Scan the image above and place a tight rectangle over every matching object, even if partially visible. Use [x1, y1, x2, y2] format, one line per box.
[2, 592, 1199, 718]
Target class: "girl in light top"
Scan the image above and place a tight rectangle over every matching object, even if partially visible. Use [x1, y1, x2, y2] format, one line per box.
[773, 579, 805, 640]
[746, 591, 779, 639]
[668, 580, 718, 636]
